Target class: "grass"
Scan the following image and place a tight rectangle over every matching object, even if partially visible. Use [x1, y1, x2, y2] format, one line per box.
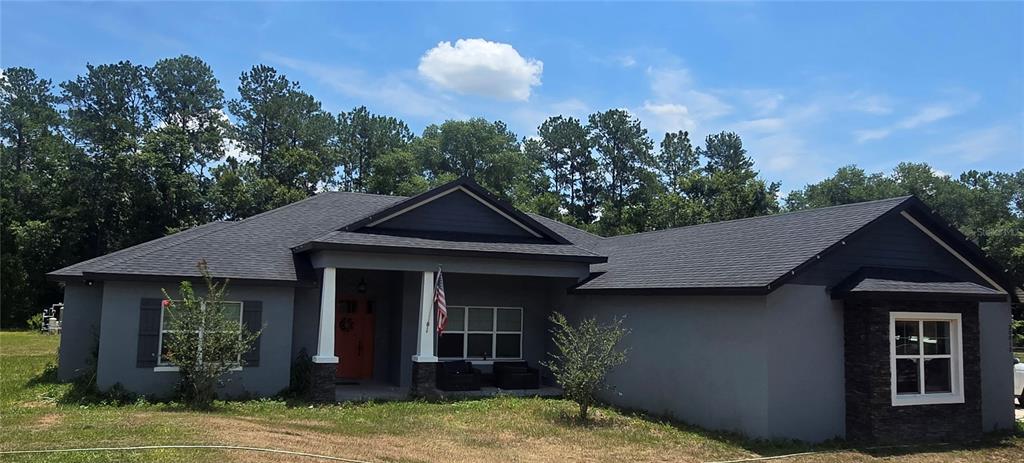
[1, 331, 1023, 462]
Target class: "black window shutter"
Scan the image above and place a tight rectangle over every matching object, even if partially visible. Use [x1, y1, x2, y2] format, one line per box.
[137, 298, 163, 368]
[242, 301, 263, 367]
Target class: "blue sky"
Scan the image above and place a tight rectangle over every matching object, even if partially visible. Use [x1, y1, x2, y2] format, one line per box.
[3, 1, 1022, 191]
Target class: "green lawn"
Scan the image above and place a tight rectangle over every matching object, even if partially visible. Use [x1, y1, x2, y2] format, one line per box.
[1, 331, 1022, 463]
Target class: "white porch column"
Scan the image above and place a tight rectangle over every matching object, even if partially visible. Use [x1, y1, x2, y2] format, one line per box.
[313, 267, 339, 363]
[411, 271, 437, 363]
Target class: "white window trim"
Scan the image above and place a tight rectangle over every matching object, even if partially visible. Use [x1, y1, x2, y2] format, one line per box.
[155, 300, 245, 372]
[889, 311, 965, 406]
[438, 306, 524, 361]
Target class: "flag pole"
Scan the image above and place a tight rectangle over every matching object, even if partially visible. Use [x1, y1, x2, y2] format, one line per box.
[432, 265, 441, 358]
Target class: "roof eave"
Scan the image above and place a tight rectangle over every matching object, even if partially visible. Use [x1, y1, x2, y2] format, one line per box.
[832, 290, 1008, 303]
[567, 285, 770, 296]
[294, 241, 608, 264]
[72, 271, 312, 287]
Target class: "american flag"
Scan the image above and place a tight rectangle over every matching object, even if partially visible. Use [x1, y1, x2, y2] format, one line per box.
[434, 269, 447, 335]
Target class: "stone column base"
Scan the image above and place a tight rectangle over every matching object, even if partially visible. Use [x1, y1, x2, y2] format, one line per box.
[311, 362, 337, 402]
[410, 362, 439, 399]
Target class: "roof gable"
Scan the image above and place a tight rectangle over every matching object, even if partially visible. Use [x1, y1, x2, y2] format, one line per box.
[369, 187, 538, 239]
[573, 196, 913, 293]
[341, 177, 571, 244]
[572, 195, 1015, 301]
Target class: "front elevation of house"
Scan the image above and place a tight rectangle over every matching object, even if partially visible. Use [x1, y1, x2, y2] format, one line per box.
[49, 177, 1018, 443]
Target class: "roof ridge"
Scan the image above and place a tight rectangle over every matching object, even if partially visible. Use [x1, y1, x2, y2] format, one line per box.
[525, 213, 606, 241]
[606, 196, 913, 242]
[325, 190, 409, 200]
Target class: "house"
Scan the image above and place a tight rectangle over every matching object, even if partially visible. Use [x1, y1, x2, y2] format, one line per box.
[49, 177, 1017, 443]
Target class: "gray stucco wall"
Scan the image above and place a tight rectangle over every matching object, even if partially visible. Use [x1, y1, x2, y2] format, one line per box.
[94, 280, 295, 397]
[979, 301, 1015, 431]
[560, 292, 773, 437]
[58, 282, 105, 381]
[764, 284, 846, 441]
[559, 284, 846, 442]
[291, 284, 320, 360]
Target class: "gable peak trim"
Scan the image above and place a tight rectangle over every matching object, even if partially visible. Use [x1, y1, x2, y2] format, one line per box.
[899, 210, 1007, 294]
[365, 185, 543, 238]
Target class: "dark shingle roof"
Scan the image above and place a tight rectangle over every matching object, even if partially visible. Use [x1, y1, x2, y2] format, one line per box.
[527, 214, 605, 251]
[849, 277, 1002, 296]
[56, 189, 1004, 298]
[48, 187, 607, 282]
[298, 230, 604, 262]
[49, 192, 405, 282]
[48, 220, 234, 278]
[574, 196, 914, 292]
[831, 268, 1006, 301]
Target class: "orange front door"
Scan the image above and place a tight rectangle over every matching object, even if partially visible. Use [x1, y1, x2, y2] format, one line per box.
[334, 296, 375, 379]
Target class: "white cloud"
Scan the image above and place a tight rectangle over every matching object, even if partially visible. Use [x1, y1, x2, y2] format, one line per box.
[639, 101, 696, 133]
[640, 66, 732, 136]
[931, 124, 1022, 163]
[856, 104, 957, 142]
[733, 117, 786, 133]
[854, 128, 895, 143]
[855, 92, 980, 143]
[902, 104, 957, 128]
[647, 66, 732, 120]
[265, 53, 463, 120]
[846, 92, 893, 115]
[418, 38, 543, 101]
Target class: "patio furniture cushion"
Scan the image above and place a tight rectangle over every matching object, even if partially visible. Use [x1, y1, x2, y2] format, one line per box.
[437, 361, 482, 391]
[494, 361, 540, 390]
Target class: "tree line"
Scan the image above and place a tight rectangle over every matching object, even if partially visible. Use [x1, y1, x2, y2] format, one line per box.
[2, 55, 1021, 327]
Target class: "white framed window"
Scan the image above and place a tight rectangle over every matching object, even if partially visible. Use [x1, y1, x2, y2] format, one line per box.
[156, 300, 244, 371]
[889, 311, 964, 406]
[437, 306, 523, 360]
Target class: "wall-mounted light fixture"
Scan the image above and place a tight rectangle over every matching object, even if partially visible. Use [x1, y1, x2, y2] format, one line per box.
[357, 278, 367, 294]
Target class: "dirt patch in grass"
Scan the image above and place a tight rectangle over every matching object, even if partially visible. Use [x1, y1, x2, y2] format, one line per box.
[194, 414, 747, 463]
[29, 413, 63, 430]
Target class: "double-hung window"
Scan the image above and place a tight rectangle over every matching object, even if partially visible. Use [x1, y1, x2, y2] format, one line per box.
[890, 311, 964, 406]
[437, 306, 523, 360]
[157, 301, 244, 369]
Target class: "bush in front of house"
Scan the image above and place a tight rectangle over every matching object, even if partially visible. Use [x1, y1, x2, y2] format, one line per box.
[161, 259, 260, 408]
[26, 313, 44, 331]
[544, 311, 629, 421]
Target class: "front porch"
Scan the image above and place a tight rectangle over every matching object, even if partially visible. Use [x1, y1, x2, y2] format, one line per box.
[295, 251, 589, 401]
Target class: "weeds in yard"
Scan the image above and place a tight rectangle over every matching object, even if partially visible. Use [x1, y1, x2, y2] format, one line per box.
[5, 331, 1024, 463]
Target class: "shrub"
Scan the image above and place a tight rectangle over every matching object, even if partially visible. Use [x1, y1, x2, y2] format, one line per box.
[288, 348, 313, 397]
[26, 313, 44, 331]
[161, 259, 260, 408]
[543, 311, 629, 421]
